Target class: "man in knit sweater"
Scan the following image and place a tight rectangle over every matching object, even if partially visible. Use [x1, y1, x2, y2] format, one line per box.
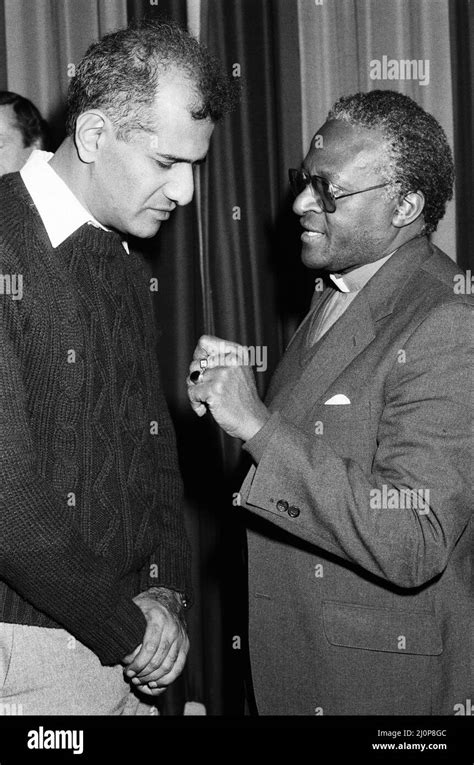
[0, 23, 235, 714]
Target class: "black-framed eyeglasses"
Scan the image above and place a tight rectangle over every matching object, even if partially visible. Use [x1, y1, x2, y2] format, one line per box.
[288, 168, 389, 213]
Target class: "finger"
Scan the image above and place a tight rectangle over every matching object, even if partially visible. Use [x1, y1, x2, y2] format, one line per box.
[134, 635, 180, 681]
[189, 350, 240, 389]
[187, 359, 208, 384]
[186, 380, 208, 416]
[191, 334, 220, 362]
[139, 639, 189, 688]
[128, 614, 183, 678]
[192, 335, 241, 363]
[187, 366, 225, 414]
[152, 641, 189, 686]
[122, 643, 141, 665]
[125, 621, 165, 676]
[187, 366, 223, 392]
[128, 637, 171, 680]
[190, 402, 207, 417]
[135, 633, 188, 683]
[136, 684, 167, 697]
[134, 644, 180, 684]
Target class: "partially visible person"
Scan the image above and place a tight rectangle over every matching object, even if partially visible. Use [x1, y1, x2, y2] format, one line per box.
[0, 91, 49, 175]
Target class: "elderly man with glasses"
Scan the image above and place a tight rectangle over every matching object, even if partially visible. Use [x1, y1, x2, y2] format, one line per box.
[188, 90, 473, 716]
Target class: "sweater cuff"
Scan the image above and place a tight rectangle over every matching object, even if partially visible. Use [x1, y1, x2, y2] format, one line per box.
[144, 544, 193, 608]
[243, 411, 282, 464]
[98, 598, 147, 666]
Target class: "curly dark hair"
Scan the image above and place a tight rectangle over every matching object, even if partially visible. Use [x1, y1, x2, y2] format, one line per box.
[0, 91, 49, 149]
[66, 21, 239, 140]
[328, 90, 454, 234]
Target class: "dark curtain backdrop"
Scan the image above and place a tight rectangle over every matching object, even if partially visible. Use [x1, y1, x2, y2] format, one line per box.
[0, 0, 472, 716]
[449, 0, 473, 271]
[125, 0, 474, 714]
[0, 0, 6, 87]
[127, 0, 231, 715]
[126, 0, 307, 715]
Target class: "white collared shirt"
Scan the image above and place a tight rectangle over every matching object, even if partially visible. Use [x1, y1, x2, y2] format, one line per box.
[309, 252, 394, 345]
[20, 150, 128, 252]
[329, 251, 394, 293]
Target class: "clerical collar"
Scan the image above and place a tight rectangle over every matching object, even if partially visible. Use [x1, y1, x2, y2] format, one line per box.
[329, 251, 394, 293]
[328, 234, 426, 293]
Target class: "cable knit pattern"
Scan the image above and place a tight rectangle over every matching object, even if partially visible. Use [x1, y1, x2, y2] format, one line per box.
[0, 173, 191, 665]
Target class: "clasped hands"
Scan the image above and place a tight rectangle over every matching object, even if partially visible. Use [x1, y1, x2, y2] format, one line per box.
[122, 587, 189, 696]
[124, 336, 269, 697]
[187, 335, 270, 442]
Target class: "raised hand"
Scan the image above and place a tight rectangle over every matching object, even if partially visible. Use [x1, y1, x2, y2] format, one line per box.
[187, 335, 270, 442]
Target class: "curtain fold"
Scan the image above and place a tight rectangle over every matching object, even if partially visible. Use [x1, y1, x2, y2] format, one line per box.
[193, 0, 310, 712]
[297, 0, 457, 260]
[125, 0, 211, 716]
[197, 0, 284, 712]
[127, 0, 187, 26]
[0, 0, 7, 88]
[127, 0, 308, 714]
[3, 0, 127, 147]
[449, 0, 473, 270]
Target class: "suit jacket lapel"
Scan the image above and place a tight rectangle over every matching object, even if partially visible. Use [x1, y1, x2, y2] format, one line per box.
[267, 236, 434, 419]
[282, 280, 333, 355]
[271, 295, 376, 420]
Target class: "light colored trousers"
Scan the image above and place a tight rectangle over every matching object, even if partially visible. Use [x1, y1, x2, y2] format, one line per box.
[0, 623, 159, 716]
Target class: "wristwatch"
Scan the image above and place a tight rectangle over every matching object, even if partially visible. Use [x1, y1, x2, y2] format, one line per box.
[177, 592, 189, 609]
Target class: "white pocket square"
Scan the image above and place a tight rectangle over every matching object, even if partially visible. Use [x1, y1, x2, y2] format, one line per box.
[324, 394, 351, 405]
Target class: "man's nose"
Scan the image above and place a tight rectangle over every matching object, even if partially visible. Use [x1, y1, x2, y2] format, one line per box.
[292, 185, 324, 216]
[164, 164, 195, 207]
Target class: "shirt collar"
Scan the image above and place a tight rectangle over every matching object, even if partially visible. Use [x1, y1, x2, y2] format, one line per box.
[20, 150, 129, 253]
[329, 250, 394, 293]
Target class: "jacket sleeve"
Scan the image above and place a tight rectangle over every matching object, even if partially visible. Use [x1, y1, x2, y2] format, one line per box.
[0, 250, 147, 666]
[241, 302, 473, 588]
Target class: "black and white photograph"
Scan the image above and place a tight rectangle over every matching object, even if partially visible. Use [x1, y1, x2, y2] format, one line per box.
[0, 0, 472, 759]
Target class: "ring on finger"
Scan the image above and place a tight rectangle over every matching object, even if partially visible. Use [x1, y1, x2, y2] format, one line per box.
[190, 357, 208, 384]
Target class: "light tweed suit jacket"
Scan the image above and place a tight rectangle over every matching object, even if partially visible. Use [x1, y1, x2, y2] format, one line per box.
[239, 236, 473, 715]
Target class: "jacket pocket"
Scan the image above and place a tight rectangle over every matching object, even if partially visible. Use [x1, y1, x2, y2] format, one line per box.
[310, 401, 373, 465]
[323, 600, 443, 656]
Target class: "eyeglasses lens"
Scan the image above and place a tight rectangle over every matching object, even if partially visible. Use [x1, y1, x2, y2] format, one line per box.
[289, 170, 335, 213]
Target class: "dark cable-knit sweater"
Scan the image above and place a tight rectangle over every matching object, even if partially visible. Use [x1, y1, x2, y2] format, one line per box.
[0, 173, 191, 665]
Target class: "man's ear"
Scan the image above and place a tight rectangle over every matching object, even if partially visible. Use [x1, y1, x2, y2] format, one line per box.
[74, 110, 108, 164]
[392, 190, 425, 228]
